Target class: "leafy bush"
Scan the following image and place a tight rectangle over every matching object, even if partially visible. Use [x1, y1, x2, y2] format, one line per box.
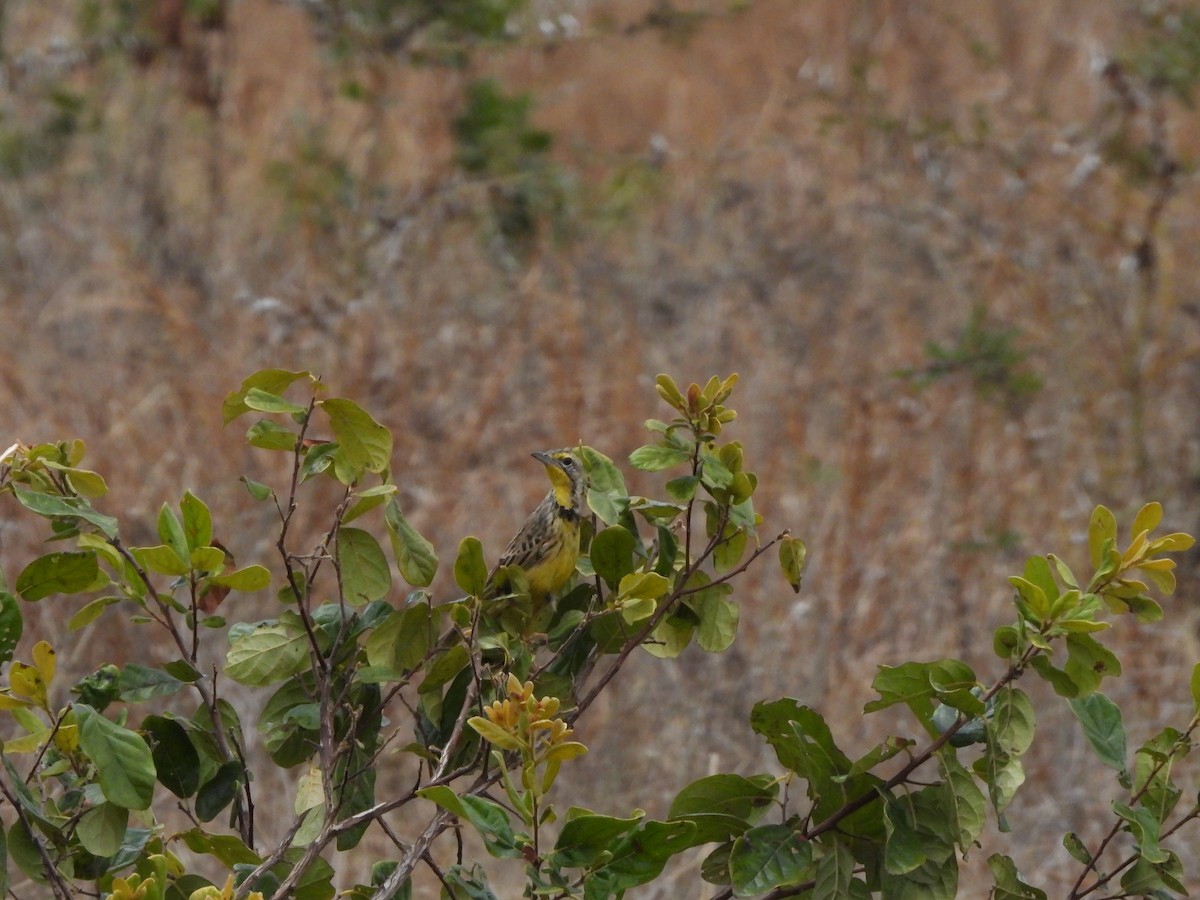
[0, 372, 1196, 898]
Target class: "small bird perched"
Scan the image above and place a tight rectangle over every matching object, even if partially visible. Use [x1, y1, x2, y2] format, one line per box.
[493, 448, 588, 611]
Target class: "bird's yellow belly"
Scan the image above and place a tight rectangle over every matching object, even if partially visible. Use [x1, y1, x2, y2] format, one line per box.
[525, 523, 580, 601]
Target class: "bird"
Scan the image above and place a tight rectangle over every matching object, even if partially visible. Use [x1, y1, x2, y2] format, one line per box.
[491, 448, 588, 613]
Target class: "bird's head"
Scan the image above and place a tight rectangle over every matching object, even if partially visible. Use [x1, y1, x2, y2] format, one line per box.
[532, 448, 587, 514]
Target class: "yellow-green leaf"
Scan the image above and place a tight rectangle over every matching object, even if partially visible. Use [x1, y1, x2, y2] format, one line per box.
[386, 498, 438, 588]
[222, 369, 312, 424]
[134, 545, 190, 577]
[468, 716, 523, 751]
[1088, 506, 1117, 570]
[31, 642, 55, 687]
[295, 766, 324, 814]
[1132, 502, 1162, 539]
[616, 572, 670, 605]
[320, 397, 392, 479]
[454, 537, 488, 597]
[337, 527, 391, 606]
[778, 537, 807, 594]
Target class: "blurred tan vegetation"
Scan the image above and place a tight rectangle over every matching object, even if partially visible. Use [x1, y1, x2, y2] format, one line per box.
[3, 0, 1200, 893]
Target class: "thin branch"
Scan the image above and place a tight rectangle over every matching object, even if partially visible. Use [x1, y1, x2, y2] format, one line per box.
[0, 773, 75, 900]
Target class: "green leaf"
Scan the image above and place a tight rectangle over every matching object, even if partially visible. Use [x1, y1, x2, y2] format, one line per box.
[665, 475, 699, 502]
[1069, 693, 1126, 774]
[864, 662, 942, 728]
[454, 537, 489, 597]
[1088, 505, 1116, 569]
[587, 487, 629, 527]
[629, 445, 691, 472]
[365, 601, 434, 676]
[344, 489, 391, 525]
[242, 477, 274, 500]
[16, 551, 99, 601]
[180, 491, 213, 552]
[247, 419, 298, 452]
[439, 863, 495, 900]
[157, 503, 190, 564]
[259, 682, 320, 768]
[1192, 662, 1200, 716]
[225, 617, 311, 686]
[7, 819, 48, 885]
[975, 744, 1025, 827]
[729, 824, 812, 895]
[843, 736, 915, 777]
[883, 796, 927, 875]
[813, 841, 862, 900]
[654, 524, 678, 577]
[12, 486, 119, 537]
[209, 565, 271, 591]
[467, 716, 523, 751]
[163, 659, 202, 682]
[338, 527, 392, 606]
[580, 446, 628, 495]
[1063, 633, 1121, 696]
[75, 704, 156, 810]
[418, 645, 470, 695]
[668, 774, 777, 843]
[987, 854, 1047, 899]
[1029, 654, 1078, 698]
[134, 544, 189, 576]
[655, 373, 686, 411]
[1131, 501, 1162, 538]
[76, 801, 128, 857]
[550, 811, 644, 867]
[190, 546, 227, 573]
[0, 822, 8, 895]
[589, 818, 702, 896]
[196, 761, 245, 822]
[119, 664, 184, 702]
[74, 663, 121, 710]
[1112, 802, 1169, 864]
[0, 591, 23, 662]
[699, 451, 734, 490]
[590, 526, 637, 590]
[751, 699, 883, 840]
[939, 753, 987, 854]
[244, 388, 306, 415]
[778, 537, 807, 594]
[41, 460, 109, 498]
[1062, 832, 1092, 865]
[616, 571, 670, 602]
[320, 397, 393, 479]
[641, 613, 694, 659]
[222, 368, 311, 423]
[1120, 852, 1187, 896]
[418, 786, 521, 859]
[713, 527, 747, 573]
[695, 592, 739, 653]
[143, 714, 200, 798]
[385, 498, 438, 588]
[990, 687, 1036, 756]
[1008, 576, 1050, 622]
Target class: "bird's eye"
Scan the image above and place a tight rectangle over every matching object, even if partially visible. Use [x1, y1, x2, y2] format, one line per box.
[560, 457, 574, 467]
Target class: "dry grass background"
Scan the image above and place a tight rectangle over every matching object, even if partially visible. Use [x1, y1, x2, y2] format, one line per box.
[3, 0, 1200, 894]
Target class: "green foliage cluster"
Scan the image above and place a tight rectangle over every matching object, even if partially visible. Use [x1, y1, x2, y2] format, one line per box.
[0, 88, 86, 181]
[300, 0, 522, 60]
[1123, 8, 1200, 106]
[453, 79, 573, 250]
[898, 302, 1042, 411]
[0, 374, 1198, 899]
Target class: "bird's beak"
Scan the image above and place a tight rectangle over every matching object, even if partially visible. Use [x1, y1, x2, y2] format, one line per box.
[531, 451, 557, 467]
